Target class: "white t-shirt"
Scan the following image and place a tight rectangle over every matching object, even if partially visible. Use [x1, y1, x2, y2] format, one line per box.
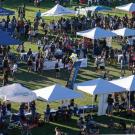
[12, 64, 18, 72]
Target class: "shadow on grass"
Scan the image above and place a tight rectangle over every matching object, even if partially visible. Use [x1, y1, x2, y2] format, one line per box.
[32, 119, 79, 135]
[93, 112, 135, 134]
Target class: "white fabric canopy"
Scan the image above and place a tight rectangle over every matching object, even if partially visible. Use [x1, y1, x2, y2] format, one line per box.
[85, 6, 111, 12]
[76, 78, 125, 95]
[116, 3, 135, 12]
[76, 27, 116, 39]
[34, 84, 82, 102]
[0, 83, 37, 103]
[111, 75, 135, 91]
[112, 28, 135, 37]
[41, 4, 76, 16]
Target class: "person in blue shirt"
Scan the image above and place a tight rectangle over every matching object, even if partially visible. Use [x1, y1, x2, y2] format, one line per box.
[19, 103, 25, 117]
[35, 10, 41, 20]
[1, 102, 7, 118]
[44, 104, 50, 123]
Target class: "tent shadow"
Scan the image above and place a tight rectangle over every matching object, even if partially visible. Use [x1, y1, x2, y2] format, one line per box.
[93, 114, 135, 134]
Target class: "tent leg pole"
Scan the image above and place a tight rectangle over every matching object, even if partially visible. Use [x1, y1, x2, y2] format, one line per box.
[91, 95, 93, 119]
[129, 92, 130, 109]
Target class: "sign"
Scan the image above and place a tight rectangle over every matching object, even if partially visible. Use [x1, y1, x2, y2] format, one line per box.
[67, 61, 81, 89]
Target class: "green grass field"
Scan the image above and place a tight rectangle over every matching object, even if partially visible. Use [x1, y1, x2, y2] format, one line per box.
[0, 0, 135, 135]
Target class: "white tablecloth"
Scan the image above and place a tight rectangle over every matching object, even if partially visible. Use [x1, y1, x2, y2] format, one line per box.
[20, 52, 38, 60]
[14, 112, 32, 116]
[33, 58, 87, 71]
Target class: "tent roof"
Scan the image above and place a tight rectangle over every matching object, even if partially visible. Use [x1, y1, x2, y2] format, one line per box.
[0, 83, 37, 102]
[76, 78, 125, 95]
[85, 6, 111, 12]
[0, 7, 15, 16]
[116, 3, 135, 12]
[112, 28, 135, 37]
[111, 75, 135, 91]
[76, 27, 116, 39]
[34, 84, 82, 102]
[0, 30, 22, 45]
[41, 4, 76, 16]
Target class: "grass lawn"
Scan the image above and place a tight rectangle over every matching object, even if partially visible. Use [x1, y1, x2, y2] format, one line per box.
[0, 0, 135, 135]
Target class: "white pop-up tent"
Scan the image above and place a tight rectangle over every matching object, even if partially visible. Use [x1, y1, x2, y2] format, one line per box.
[76, 78, 125, 95]
[116, 3, 135, 12]
[41, 4, 76, 16]
[112, 28, 135, 37]
[111, 75, 135, 92]
[85, 6, 111, 12]
[34, 84, 82, 102]
[111, 75, 135, 107]
[0, 83, 37, 103]
[76, 27, 116, 39]
[76, 78, 125, 115]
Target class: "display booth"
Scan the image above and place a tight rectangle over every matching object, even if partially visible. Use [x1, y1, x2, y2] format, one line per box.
[76, 78, 125, 116]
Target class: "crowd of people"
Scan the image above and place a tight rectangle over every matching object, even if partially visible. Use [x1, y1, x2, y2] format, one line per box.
[1, 12, 135, 79]
[0, 100, 42, 135]
[0, 0, 135, 134]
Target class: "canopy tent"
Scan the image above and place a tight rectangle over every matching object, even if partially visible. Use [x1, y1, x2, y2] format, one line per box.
[112, 28, 135, 37]
[111, 75, 135, 108]
[34, 84, 82, 102]
[76, 78, 125, 116]
[41, 4, 76, 16]
[0, 30, 22, 45]
[116, 3, 135, 12]
[85, 6, 111, 12]
[76, 78, 125, 95]
[111, 75, 135, 91]
[76, 27, 116, 39]
[0, 83, 37, 103]
[0, 7, 15, 16]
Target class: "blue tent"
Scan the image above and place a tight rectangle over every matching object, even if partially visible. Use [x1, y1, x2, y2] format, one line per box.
[85, 6, 112, 12]
[0, 7, 15, 16]
[0, 30, 22, 45]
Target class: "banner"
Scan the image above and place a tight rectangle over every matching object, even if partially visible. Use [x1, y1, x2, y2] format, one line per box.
[67, 61, 81, 89]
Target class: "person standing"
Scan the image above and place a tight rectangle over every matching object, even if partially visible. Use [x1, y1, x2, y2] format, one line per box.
[55, 61, 60, 78]
[107, 94, 114, 116]
[3, 68, 9, 86]
[27, 56, 33, 72]
[30, 101, 36, 120]
[44, 104, 50, 123]
[39, 56, 44, 73]
[11, 62, 18, 80]
[2, 57, 9, 86]
[120, 52, 127, 74]
[35, 56, 40, 72]
[3, 56, 9, 72]
[35, 10, 41, 20]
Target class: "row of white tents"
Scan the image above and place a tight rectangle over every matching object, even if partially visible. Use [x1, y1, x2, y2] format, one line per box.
[40, 3, 135, 40]
[0, 75, 134, 103]
[76, 27, 135, 39]
[41, 3, 135, 17]
[0, 83, 82, 103]
[0, 75, 134, 115]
